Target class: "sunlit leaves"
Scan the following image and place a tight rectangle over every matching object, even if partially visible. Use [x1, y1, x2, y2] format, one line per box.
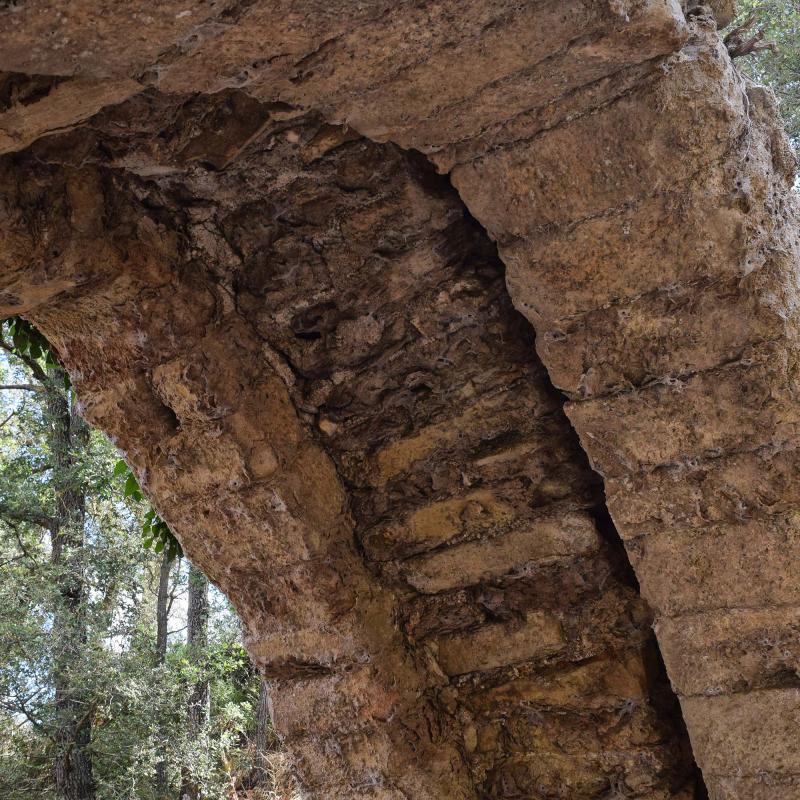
[114, 460, 182, 561]
[730, 1, 800, 143]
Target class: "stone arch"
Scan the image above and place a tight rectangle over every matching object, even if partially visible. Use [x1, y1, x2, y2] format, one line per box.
[1, 2, 798, 797]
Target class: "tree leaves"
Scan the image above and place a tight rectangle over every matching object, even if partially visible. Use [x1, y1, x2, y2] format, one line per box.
[115, 460, 182, 561]
[3, 320, 182, 563]
[123, 473, 143, 502]
[3, 318, 67, 387]
[731, 1, 800, 143]
[0, 316, 259, 800]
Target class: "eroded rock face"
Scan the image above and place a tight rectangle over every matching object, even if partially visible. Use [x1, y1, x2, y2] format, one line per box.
[1, 1, 798, 798]
[0, 97, 699, 798]
[449, 19, 800, 799]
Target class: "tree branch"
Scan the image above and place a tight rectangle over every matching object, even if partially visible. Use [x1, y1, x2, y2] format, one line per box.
[725, 13, 777, 59]
[0, 383, 42, 392]
[167, 625, 188, 636]
[0, 501, 55, 531]
[0, 552, 29, 569]
[0, 410, 16, 429]
[0, 691, 46, 733]
[0, 338, 48, 383]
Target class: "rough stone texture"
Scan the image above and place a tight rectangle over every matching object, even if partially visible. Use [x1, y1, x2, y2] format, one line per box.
[0, 1, 797, 798]
[705, 0, 737, 29]
[443, 12, 800, 800]
[0, 104, 698, 798]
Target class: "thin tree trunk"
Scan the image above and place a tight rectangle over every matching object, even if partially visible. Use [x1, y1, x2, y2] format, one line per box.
[180, 564, 209, 800]
[155, 551, 172, 661]
[251, 679, 273, 787]
[153, 549, 174, 799]
[47, 370, 95, 800]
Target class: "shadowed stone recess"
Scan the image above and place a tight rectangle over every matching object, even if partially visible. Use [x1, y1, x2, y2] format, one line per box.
[1, 0, 797, 797]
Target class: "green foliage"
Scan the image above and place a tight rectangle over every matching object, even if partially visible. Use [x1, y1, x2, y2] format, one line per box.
[114, 459, 182, 561]
[4, 315, 181, 561]
[3, 317, 68, 389]
[0, 326, 267, 799]
[5, 317, 61, 371]
[0, 375, 157, 798]
[730, 1, 800, 142]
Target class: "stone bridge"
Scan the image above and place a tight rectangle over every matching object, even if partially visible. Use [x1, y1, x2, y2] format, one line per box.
[1, 1, 798, 797]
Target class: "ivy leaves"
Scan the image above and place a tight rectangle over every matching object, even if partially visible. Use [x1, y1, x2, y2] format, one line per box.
[114, 459, 182, 561]
[6, 318, 59, 368]
[3, 318, 69, 389]
[142, 508, 181, 561]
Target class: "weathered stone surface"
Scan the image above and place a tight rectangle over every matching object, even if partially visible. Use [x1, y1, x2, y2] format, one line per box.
[568, 359, 800, 479]
[0, 0, 229, 78]
[436, 611, 566, 676]
[626, 514, 800, 615]
[444, 11, 800, 796]
[657, 607, 800, 696]
[497, 181, 752, 324]
[454, 639, 699, 799]
[398, 509, 600, 593]
[0, 76, 140, 155]
[706, 0, 737, 28]
[606, 442, 800, 534]
[462, 650, 653, 713]
[538, 283, 786, 399]
[712, 775, 800, 800]
[682, 689, 800, 776]
[4, 0, 800, 797]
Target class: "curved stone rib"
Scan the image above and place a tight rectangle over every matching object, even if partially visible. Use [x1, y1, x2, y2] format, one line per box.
[0, 91, 698, 796]
[447, 22, 800, 799]
[11, 171, 477, 799]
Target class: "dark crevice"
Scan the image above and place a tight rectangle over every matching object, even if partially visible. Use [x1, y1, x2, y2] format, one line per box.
[259, 660, 336, 681]
[588, 502, 641, 593]
[642, 640, 709, 800]
[435, 160, 710, 799]
[0, 72, 68, 114]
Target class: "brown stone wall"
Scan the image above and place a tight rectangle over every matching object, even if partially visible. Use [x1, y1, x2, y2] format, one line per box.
[1, 1, 798, 797]
[0, 96, 699, 797]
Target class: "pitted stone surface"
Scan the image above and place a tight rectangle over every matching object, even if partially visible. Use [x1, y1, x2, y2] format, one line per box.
[1, 1, 798, 798]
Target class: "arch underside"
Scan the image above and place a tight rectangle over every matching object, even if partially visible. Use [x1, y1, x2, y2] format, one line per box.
[1, 2, 799, 798]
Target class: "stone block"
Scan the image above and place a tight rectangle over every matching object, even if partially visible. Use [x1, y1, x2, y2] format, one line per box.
[607, 442, 800, 536]
[435, 611, 565, 675]
[567, 361, 800, 478]
[626, 514, 800, 615]
[400, 510, 599, 592]
[682, 689, 800, 776]
[656, 606, 800, 696]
